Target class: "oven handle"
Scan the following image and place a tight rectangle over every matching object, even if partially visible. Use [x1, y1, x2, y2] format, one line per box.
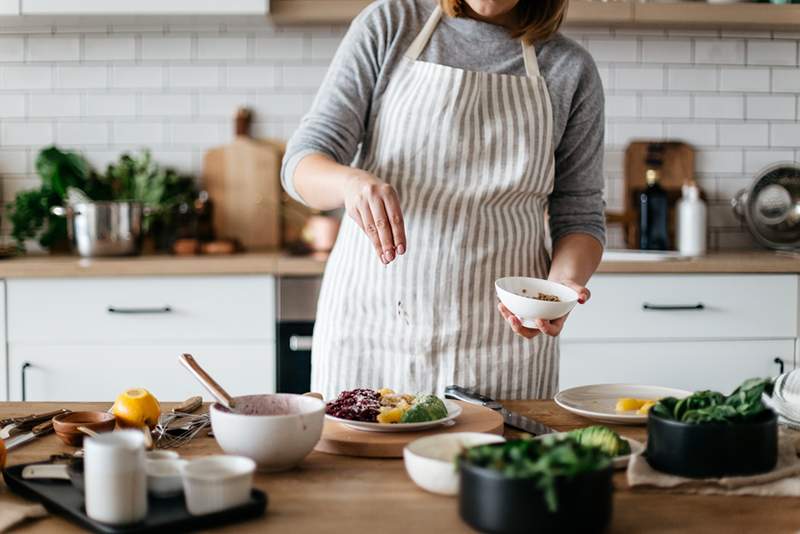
[289, 335, 313, 352]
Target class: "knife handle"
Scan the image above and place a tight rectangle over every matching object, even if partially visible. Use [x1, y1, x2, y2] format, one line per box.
[32, 420, 54, 436]
[3, 408, 67, 429]
[444, 385, 503, 410]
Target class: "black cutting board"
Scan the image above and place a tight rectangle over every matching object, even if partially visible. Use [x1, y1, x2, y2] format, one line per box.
[3, 463, 267, 533]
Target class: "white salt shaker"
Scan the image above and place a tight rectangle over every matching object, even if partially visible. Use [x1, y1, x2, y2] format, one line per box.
[677, 181, 707, 257]
[84, 430, 148, 525]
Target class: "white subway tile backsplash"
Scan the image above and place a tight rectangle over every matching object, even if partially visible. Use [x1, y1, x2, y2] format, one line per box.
[84, 36, 136, 61]
[611, 121, 665, 146]
[254, 35, 304, 61]
[1, 66, 51, 90]
[641, 95, 691, 118]
[695, 39, 745, 65]
[0, 150, 29, 174]
[696, 150, 744, 173]
[29, 94, 81, 117]
[667, 67, 718, 91]
[747, 40, 797, 66]
[2, 122, 54, 146]
[226, 64, 276, 88]
[197, 36, 248, 60]
[772, 68, 800, 93]
[746, 95, 795, 120]
[113, 122, 165, 145]
[605, 95, 637, 118]
[254, 92, 308, 117]
[0, 94, 25, 118]
[615, 66, 664, 90]
[309, 36, 343, 61]
[141, 93, 193, 117]
[56, 66, 108, 89]
[27, 37, 80, 62]
[641, 40, 691, 64]
[719, 67, 770, 92]
[141, 36, 193, 61]
[665, 122, 717, 147]
[719, 123, 769, 146]
[112, 66, 164, 89]
[169, 122, 225, 145]
[770, 123, 800, 148]
[282, 65, 329, 89]
[85, 94, 136, 117]
[196, 93, 253, 117]
[693, 95, 743, 119]
[56, 122, 110, 145]
[167, 65, 220, 88]
[744, 149, 795, 173]
[586, 38, 638, 63]
[0, 36, 24, 61]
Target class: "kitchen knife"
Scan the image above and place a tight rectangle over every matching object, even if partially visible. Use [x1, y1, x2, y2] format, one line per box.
[445, 385, 557, 436]
[4, 420, 55, 451]
[0, 409, 68, 440]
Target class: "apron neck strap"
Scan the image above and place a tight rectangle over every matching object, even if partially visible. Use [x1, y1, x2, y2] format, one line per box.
[404, 6, 541, 78]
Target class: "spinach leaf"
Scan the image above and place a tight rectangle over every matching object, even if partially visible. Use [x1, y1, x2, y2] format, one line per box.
[652, 378, 773, 425]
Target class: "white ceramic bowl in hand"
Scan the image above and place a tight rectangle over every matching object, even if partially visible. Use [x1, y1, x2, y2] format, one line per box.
[209, 394, 325, 472]
[495, 277, 579, 326]
[182, 455, 255, 515]
[403, 432, 506, 496]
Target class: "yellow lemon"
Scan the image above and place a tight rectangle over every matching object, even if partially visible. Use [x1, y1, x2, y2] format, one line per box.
[112, 388, 161, 429]
[637, 401, 657, 415]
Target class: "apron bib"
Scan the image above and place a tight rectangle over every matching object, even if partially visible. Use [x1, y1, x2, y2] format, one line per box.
[312, 5, 557, 401]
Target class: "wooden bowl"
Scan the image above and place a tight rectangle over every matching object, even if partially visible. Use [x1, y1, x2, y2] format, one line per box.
[53, 411, 117, 446]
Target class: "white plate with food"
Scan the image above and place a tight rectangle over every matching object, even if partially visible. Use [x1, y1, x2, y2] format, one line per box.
[325, 388, 463, 433]
[554, 384, 692, 425]
[535, 427, 645, 469]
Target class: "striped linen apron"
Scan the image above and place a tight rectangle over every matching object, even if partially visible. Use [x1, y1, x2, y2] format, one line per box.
[311, 5, 557, 401]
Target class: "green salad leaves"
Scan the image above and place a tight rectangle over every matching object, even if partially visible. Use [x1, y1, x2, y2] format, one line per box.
[652, 378, 774, 424]
[461, 437, 610, 513]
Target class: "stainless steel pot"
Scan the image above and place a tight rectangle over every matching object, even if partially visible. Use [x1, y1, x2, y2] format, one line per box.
[732, 162, 800, 250]
[51, 201, 144, 257]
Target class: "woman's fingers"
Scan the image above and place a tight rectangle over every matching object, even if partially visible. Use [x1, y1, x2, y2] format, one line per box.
[367, 192, 396, 262]
[382, 186, 407, 256]
[559, 280, 591, 304]
[357, 201, 388, 263]
[534, 317, 567, 337]
[498, 303, 540, 339]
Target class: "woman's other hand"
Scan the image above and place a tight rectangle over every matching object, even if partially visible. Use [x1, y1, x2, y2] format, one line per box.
[497, 280, 590, 339]
[343, 172, 407, 265]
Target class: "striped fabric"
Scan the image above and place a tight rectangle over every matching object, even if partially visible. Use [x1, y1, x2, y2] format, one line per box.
[311, 6, 557, 401]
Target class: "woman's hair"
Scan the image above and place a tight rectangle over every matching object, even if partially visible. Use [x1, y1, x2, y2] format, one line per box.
[439, 0, 567, 43]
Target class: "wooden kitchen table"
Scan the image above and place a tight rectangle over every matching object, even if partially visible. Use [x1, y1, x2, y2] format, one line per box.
[2, 401, 799, 534]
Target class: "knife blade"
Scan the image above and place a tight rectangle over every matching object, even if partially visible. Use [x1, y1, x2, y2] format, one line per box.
[0, 409, 68, 440]
[444, 385, 557, 436]
[4, 420, 55, 451]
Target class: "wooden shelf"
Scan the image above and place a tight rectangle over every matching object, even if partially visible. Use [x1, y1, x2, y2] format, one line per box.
[270, 0, 800, 29]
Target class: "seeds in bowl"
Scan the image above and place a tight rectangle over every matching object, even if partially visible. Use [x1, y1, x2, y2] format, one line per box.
[519, 288, 561, 302]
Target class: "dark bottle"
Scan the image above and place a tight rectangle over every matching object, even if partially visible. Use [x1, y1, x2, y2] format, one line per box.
[639, 169, 669, 250]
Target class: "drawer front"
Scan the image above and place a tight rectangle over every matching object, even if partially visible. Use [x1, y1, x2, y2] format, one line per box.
[9, 343, 276, 402]
[8, 276, 275, 344]
[562, 274, 798, 341]
[560, 339, 794, 394]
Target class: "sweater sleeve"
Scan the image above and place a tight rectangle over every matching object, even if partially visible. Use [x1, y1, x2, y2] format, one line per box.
[547, 55, 607, 247]
[281, 4, 388, 203]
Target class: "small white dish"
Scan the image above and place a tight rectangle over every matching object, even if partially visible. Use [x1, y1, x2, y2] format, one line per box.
[554, 384, 692, 425]
[146, 459, 187, 498]
[146, 450, 180, 461]
[534, 432, 645, 469]
[326, 400, 463, 433]
[181, 455, 256, 516]
[404, 432, 506, 496]
[495, 277, 578, 325]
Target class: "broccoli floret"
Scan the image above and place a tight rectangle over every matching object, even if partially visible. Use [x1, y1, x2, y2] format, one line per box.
[567, 425, 630, 457]
[400, 394, 448, 423]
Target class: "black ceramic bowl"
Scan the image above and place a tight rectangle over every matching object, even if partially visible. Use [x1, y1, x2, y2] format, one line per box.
[646, 409, 778, 478]
[459, 456, 613, 534]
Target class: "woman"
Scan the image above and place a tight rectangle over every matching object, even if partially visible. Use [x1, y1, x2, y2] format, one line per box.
[282, 0, 605, 401]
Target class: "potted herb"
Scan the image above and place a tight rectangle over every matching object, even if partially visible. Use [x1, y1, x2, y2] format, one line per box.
[458, 437, 613, 534]
[646, 378, 777, 478]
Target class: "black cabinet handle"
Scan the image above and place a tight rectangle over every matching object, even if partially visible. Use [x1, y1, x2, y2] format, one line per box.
[775, 357, 785, 375]
[642, 303, 705, 311]
[107, 306, 172, 314]
[21, 362, 31, 402]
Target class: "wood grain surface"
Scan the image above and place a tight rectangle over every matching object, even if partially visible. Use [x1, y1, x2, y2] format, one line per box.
[2, 401, 799, 533]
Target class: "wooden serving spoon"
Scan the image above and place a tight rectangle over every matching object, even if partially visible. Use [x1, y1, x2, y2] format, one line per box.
[178, 353, 237, 410]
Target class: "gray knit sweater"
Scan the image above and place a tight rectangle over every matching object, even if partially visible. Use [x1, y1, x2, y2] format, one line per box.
[282, 0, 606, 245]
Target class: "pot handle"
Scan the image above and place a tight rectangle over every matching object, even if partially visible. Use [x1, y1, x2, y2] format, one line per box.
[50, 206, 67, 217]
[731, 189, 748, 222]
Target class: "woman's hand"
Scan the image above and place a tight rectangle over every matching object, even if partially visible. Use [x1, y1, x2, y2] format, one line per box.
[498, 280, 590, 339]
[343, 172, 406, 265]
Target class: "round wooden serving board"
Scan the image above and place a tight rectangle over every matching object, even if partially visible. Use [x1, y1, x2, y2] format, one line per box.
[314, 401, 504, 458]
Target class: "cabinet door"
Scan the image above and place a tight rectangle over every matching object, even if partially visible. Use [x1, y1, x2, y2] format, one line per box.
[9, 344, 275, 402]
[0, 0, 19, 15]
[20, 0, 267, 15]
[559, 339, 794, 394]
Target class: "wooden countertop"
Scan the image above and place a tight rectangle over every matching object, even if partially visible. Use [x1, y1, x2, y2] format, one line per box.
[2, 401, 799, 534]
[0, 250, 798, 278]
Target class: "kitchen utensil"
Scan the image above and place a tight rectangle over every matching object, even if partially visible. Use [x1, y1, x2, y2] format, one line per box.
[533, 432, 645, 470]
[84, 430, 147, 526]
[180, 353, 325, 470]
[458, 443, 614, 534]
[53, 412, 115, 447]
[324, 400, 463, 433]
[51, 201, 144, 257]
[154, 413, 210, 449]
[179, 353, 236, 409]
[4, 462, 268, 533]
[182, 455, 256, 516]
[403, 433, 506, 496]
[646, 409, 778, 478]
[5, 420, 55, 450]
[445, 385, 557, 435]
[732, 162, 800, 250]
[203, 108, 283, 251]
[315, 401, 504, 458]
[495, 277, 578, 325]
[22, 458, 85, 491]
[146, 458, 187, 498]
[554, 384, 692, 425]
[0, 409, 69, 440]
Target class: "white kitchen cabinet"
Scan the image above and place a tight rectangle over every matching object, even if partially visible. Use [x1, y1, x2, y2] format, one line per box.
[0, 281, 7, 400]
[9, 343, 275, 402]
[20, 0, 268, 15]
[0, 0, 19, 15]
[8, 276, 275, 345]
[560, 339, 795, 394]
[562, 274, 798, 341]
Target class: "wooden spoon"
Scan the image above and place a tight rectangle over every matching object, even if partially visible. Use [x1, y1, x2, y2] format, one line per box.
[178, 353, 237, 410]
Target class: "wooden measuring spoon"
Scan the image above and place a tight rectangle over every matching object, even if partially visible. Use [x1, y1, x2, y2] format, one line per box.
[178, 353, 237, 410]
